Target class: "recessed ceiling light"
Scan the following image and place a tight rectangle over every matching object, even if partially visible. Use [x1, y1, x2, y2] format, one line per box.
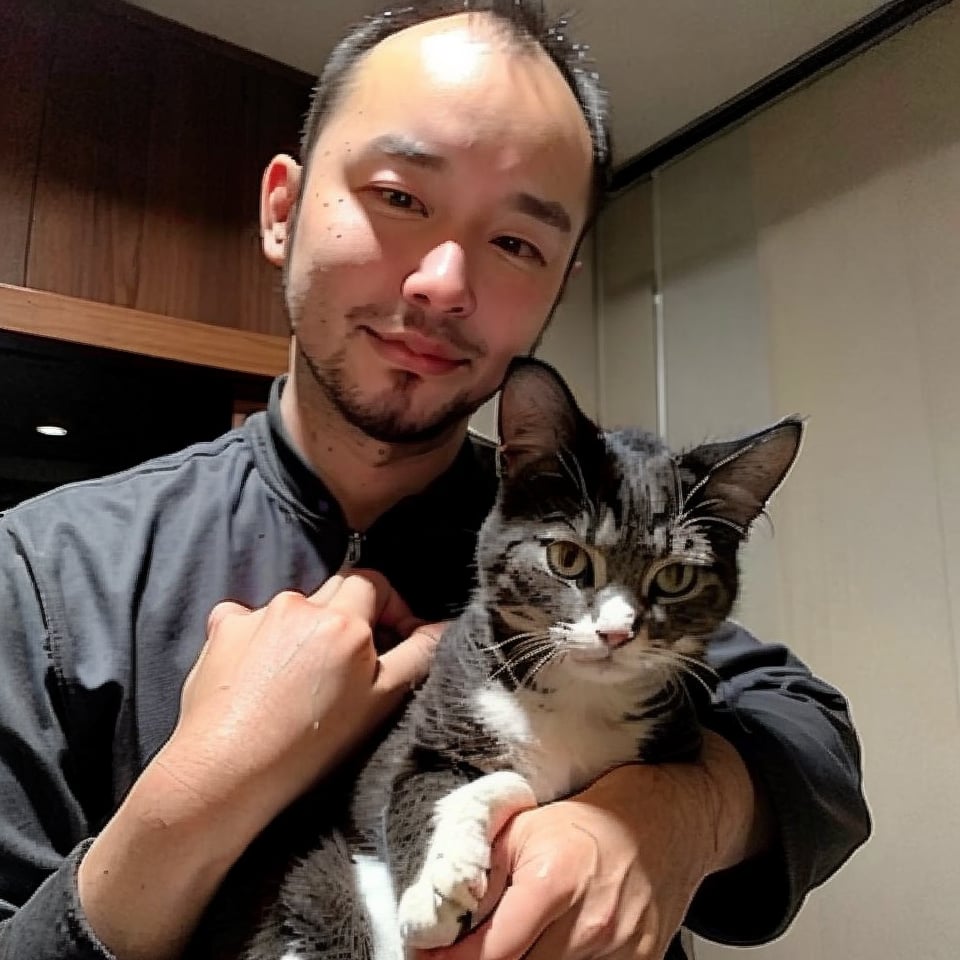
[36, 425, 68, 438]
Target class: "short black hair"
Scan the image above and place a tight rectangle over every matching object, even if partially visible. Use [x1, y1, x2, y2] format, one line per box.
[300, 0, 611, 224]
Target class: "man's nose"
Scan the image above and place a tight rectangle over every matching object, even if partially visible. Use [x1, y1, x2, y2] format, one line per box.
[401, 240, 476, 318]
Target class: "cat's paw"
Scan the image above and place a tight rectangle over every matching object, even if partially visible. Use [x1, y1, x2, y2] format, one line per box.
[396, 822, 490, 949]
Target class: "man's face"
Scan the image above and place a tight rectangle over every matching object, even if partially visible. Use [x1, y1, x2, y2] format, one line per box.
[266, 13, 594, 444]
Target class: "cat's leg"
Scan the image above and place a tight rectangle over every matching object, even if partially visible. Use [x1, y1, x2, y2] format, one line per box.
[241, 832, 377, 960]
[388, 770, 537, 950]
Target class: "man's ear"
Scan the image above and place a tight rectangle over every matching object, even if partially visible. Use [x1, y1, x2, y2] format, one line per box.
[260, 155, 302, 267]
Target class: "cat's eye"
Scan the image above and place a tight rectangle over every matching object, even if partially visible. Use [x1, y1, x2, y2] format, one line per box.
[650, 563, 699, 601]
[546, 540, 590, 579]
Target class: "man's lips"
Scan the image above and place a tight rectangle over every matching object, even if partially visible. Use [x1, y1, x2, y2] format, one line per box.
[363, 328, 469, 376]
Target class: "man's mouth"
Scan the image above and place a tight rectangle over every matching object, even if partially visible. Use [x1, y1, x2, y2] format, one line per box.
[362, 328, 469, 377]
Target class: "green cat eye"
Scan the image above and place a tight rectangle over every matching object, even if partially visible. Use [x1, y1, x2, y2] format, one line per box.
[651, 563, 699, 601]
[546, 540, 590, 579]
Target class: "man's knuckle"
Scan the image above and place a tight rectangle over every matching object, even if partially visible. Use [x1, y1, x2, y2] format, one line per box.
[270, 589, 305, 613]
[207, 602, 240, 636]
[578, 907, 619, 950]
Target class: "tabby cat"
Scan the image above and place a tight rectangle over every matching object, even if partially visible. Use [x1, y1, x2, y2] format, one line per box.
[237, 357, 802, 960]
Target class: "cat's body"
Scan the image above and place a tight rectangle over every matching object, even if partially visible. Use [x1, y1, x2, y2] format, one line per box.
[222, 359, 802, 960]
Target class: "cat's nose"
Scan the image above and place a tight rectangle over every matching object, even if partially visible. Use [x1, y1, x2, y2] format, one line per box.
[598, 629, 633, 649]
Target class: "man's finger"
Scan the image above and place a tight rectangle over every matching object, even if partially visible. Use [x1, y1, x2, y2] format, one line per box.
[323, 569, 415, 630]
[375, 625, 443, 699]
[321, 572, 384, 623]
[308, 574, 344, 605]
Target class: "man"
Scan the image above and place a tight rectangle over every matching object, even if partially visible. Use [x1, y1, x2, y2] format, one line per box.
[0, 3, 869, 959]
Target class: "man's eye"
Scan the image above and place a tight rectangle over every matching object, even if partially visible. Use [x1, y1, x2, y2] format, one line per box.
[377, 188, 428, 216]
[492, 236, 545, 264]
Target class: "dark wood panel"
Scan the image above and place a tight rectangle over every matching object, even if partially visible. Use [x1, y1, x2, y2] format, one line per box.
[26, 0, 157, 305]
[18, 0, 309, 337]
[136, 39, 307, 334]
[134, 39, 251, 325]
[0, 0, 55, 285]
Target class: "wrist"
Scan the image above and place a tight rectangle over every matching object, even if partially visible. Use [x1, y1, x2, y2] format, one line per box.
[696, 728, 773, 874]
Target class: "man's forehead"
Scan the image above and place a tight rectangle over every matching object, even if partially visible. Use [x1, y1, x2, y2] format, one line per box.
[349, 11, 558, 106]
[338, 14, 591, 161]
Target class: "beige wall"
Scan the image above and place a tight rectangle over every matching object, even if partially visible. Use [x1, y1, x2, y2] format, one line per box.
[611, 4, 960, 958]
[595, 179, 659, 430]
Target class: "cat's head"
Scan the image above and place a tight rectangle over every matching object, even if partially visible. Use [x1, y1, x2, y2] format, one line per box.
[477, 358, 802, 689]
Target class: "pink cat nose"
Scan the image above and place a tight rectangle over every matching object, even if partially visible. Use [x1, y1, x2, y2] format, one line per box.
[598, 629, 633, 649]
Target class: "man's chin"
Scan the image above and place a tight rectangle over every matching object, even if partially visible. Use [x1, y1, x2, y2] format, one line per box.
[333, 394, 482, 446]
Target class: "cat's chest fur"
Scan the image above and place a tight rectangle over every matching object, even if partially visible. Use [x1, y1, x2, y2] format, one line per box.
[471, 679, 658, 802]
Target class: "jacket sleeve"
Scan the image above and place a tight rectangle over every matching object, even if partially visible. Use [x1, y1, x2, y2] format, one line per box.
[0, 519, 115, 958]
[683, 621, 871, 945]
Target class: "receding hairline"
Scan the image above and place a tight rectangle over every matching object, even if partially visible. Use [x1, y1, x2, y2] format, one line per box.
[314, 11, 572, 153]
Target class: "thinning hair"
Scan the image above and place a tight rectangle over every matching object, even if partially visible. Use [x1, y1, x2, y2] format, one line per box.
[299, 0, 611, 224]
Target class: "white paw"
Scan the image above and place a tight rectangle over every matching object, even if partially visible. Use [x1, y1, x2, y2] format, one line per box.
[396, 821, 490, 949]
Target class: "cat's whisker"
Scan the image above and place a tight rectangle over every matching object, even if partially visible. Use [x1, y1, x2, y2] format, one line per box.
[642, 649, 717, 699]
[677, 496, 725, 522]
[478, 630, 549, 653]
[524, 648, 563, 686]
[671, 458, 685, 516]
[557, 447, 595, 518]
[488, 640, 557, 681]
[691, 515, 747, 538]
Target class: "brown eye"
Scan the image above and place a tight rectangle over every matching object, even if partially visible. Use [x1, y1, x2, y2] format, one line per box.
[546, 540, 590, 579]
[651, 563, 699, 601]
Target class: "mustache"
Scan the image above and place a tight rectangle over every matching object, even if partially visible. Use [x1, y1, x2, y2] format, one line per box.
[345, 304, 486, 359]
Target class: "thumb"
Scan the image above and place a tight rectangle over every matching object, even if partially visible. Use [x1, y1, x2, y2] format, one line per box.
[376, 622, 446, 696]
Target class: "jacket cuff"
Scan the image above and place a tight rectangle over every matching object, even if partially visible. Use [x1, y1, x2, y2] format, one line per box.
[1, 839, 116, 959]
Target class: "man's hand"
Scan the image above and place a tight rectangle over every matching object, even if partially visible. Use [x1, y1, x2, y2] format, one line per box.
[78, 571, 442, 960]
[159, 569, 439, 835]
[424, 730, 768, 960]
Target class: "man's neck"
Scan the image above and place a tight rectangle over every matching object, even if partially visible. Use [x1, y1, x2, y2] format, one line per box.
[279, 369, 467, 533]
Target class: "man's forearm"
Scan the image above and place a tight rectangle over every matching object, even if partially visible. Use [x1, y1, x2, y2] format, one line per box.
[77, 751, 254, 960]
[696, 728, 773, 873]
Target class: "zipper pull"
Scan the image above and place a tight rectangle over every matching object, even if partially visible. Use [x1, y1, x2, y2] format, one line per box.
[343, 531, 364, 568]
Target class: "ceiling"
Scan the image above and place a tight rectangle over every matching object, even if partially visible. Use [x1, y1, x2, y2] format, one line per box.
[125, 0, 890, 165]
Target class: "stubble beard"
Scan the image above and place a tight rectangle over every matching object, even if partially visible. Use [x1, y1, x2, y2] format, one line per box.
[295, 337, 491, 444]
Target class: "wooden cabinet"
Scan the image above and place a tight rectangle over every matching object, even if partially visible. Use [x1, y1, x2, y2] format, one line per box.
[0, 0, 311, 338]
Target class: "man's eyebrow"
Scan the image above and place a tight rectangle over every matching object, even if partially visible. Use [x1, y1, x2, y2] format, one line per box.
[510, 192, 572, 234]
[365, 133, 447, 170]
[362, 135, 572, 232]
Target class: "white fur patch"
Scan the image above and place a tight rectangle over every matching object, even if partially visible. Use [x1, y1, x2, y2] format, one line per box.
[474, 686, 533, 744]
[594, 507, 618, 548]
[595, 594, 636, 634]
[474, 677, 661, 802]
[353, 854, 402, 960]
[396, 771, 537, 949]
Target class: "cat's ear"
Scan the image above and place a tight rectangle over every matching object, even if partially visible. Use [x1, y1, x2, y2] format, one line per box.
[497, 358, 599, 479]
[677, 417, 804, 532]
